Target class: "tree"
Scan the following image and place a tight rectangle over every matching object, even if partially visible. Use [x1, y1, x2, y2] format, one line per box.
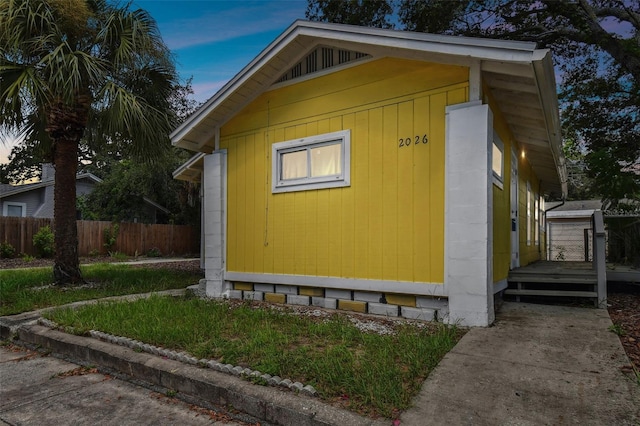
[306, 0, 393, 28]
[307, 0, 640, 203]
[0, 0, 177, 284]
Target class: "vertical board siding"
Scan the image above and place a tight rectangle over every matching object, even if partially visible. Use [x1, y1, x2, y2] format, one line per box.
[0, 217, 198, 259]
[221, 58, 469, 284]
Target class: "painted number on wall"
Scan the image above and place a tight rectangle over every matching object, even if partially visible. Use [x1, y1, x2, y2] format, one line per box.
[398, 134, 429, 148]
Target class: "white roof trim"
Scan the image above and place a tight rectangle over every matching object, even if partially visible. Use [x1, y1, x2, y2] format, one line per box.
[171, 20, 546, 146]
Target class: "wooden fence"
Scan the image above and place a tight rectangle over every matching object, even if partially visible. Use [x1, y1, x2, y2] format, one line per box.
[0, 217, 199, 258]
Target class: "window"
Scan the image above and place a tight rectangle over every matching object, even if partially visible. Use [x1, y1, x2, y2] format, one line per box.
[534, 193, 539, 245]
[272, 130, 350, 193]
[526, 182, 532, 245]
[2, 202, 26, 217]
[492, 134, 504, 189]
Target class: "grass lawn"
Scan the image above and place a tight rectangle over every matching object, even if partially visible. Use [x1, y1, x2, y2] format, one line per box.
[44, 296, 464, 418]
[0, 264, 202, 316]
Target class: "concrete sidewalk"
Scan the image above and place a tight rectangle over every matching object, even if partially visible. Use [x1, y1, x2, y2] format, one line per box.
[1, 301, 638, 425]
[401, 302, 640, 425]
[0, 345, 248, 426]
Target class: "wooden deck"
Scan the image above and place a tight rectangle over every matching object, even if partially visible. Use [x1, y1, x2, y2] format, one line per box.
[505, 261, 598, 304]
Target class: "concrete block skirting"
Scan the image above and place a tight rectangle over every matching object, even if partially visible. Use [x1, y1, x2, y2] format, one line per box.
[224, 282, 447, 321]
[416, 297, 448, 310]
[287, 295, 310, 306]
[353, 291, 383, 303]
[368, 303, 400, 317]
[326, 289, 352, 300]
[226, 290, 243, 300]
[243, 291, 264, 301]
[254, 284, 274, 293]
[234, 282, 253, 291]
[264, 293, 286, 304]
[275, 285, 298, 295]
[401, 307, 436, 321]
[311, 297, 337, 309]
[338, 300, 367, 313]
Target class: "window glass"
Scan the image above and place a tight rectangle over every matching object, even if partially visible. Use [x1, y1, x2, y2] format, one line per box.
[492, 143, 503, 178]
[7, 205, 23, 217]
[281, 150, 307, 180]
[272, 130, 350, 193]
[310, 142, 341, 177]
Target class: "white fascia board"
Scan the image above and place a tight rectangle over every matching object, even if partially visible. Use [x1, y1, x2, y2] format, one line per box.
[171, 19, 546, 149]
[172, 152, 206, 180]
[298, 25, 542, 64]
[532, 50, 567, 198]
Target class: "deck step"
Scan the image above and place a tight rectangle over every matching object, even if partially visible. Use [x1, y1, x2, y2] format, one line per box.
[507, 276, 597, 285]
[504, 289, 597, 298]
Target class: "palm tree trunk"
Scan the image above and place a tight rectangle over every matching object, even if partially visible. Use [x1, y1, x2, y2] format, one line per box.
[47, 97, 89, 286]
[52, 136, 83, 285]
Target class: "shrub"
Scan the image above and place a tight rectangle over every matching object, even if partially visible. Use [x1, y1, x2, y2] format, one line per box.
[103, 223, 119, 253]
[0, 241, 16, 259]
[147, 247, 162, 257]
[33, 226, 55, 258]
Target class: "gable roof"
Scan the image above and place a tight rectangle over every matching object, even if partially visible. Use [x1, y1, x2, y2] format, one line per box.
[0, 172, 102, 198]
[0, 172, 170, 214]
[172, 20, 566, 197]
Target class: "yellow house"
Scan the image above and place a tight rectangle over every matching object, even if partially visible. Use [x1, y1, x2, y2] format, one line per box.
[172, 21, 567, 327]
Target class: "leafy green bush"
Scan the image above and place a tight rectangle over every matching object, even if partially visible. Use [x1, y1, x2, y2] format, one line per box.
[147, 247, 162, 257]
[0, 241, 16, 258]
[33, 226, 55, 258]
[103, 223, 119, 253]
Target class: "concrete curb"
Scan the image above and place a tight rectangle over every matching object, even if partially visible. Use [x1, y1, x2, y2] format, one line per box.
[1, 319, 387, 426]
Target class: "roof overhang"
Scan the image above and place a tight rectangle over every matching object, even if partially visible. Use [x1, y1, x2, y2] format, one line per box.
[172, 153, 205, 183]
[172, 20, 566, 197]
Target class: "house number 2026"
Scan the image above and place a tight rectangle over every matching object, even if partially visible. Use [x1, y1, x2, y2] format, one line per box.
[398, 134, 428, 148]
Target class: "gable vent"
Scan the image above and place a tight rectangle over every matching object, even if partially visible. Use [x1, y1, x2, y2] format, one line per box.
[275, 46, 370, 84]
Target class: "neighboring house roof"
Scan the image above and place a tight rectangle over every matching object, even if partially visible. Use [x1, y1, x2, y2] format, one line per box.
[546, 199, 603, 218]
[171, 20, 566, 197]
[0, 172, 102, 198]
[0, 172, 170, 215]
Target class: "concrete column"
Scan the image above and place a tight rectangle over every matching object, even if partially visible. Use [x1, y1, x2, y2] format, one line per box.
[202, 151, 231, 297]
[445, 101, 494, 327]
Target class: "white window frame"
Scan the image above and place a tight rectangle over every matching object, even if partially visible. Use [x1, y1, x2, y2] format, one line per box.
[272, 130, 351, 193]
[526, 181, 532, 246]
[492, 133, 505, 189]
[2, 201, 27, 217]
[534, 193, 539, 245]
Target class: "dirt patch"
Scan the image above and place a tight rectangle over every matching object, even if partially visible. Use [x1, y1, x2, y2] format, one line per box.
[608, 292, 640, 374]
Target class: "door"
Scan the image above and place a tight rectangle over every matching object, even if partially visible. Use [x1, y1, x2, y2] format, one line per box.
[510, 150, 519, 269]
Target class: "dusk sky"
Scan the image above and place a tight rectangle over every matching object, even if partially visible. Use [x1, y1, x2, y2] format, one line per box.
[0, 0, 309, 164]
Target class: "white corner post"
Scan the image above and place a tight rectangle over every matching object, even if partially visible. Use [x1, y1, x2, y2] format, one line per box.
[445, 101, 495, 327]
[202, 150, 231, 298]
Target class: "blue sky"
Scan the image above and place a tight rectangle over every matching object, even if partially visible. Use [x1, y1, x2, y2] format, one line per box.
[136, 0, 308, 103]
[0, 0, 308, 164]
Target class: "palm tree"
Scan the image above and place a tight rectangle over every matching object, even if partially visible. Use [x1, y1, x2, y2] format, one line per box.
[0, 0, 177, 284]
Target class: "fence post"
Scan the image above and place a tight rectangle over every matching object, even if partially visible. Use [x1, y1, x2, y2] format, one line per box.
[592, 211, 607, 308]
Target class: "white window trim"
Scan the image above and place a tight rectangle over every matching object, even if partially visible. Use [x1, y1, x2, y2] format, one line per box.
[526, 181, 532, 246]
[271, 129, 350, 193]
[2, 201, 27, 217]
[492, 133, 504, 189]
